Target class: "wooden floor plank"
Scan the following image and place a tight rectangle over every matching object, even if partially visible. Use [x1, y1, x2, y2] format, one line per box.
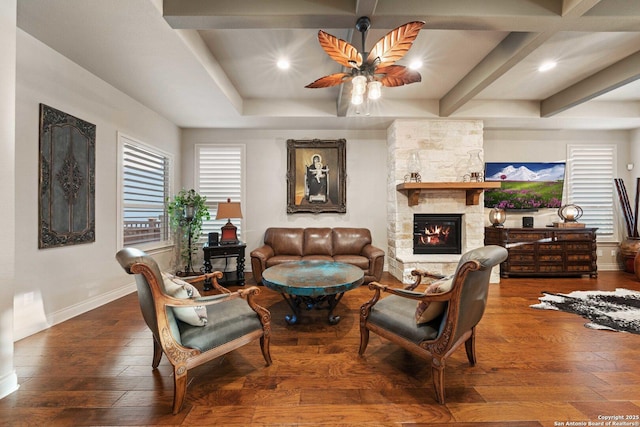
[2, 271, 640, 425]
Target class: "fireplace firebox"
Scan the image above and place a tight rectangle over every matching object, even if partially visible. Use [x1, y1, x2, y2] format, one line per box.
[413, 214, 463, 254]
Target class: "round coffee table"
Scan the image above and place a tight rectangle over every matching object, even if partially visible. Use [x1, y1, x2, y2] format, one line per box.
[262, 260, 364, 324]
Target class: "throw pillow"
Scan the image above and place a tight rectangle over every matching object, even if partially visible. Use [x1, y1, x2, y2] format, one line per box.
[162, 273, 208, 326]
[415, 276, 454, 324]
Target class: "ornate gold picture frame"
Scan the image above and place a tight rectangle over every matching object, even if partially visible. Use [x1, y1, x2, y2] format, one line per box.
[286, 139, 346, 214]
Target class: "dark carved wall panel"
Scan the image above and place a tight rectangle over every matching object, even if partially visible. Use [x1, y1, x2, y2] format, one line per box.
[39, 104, 96, 249]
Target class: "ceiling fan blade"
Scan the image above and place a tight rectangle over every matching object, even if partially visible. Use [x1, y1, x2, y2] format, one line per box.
[317, 30, 362, 69]
[305, 73, 353, 88]
[366, 21, 425, 68]
[375, 65, 422, 87]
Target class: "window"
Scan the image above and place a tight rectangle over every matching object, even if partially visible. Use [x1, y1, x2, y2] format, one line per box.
[196, 145, 245, 241]
[566, 144, 616, 239]
[118, 133, 171, 249]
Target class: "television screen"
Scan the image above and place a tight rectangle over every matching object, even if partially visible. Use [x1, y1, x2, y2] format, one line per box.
[484, 162, 566, 210]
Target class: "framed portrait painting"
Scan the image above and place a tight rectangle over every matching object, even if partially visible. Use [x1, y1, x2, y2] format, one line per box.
[286, 139, 346, 213]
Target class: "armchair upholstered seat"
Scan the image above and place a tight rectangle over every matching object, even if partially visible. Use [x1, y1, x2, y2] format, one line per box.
[116, 247, 272, 414]
[359, 245, 508, 404]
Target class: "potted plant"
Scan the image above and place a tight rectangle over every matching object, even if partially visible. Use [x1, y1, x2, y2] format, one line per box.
[166, 189, 210, 275]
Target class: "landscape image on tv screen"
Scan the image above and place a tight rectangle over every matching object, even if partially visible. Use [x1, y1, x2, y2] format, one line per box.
[484, 162, 566, 210]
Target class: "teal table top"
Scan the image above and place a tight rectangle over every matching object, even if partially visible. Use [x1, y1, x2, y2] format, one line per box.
[262, 261, 364, 297]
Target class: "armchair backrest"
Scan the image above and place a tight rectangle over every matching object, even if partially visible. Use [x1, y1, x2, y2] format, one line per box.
[115, 247, 178, 344]
[449, 245, 508, 343]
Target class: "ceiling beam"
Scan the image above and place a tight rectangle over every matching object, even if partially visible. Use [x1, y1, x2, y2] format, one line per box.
[163, 0, 640, 31]
[439, 31, 552, 117]
[562, 0, 601, 16]
[439, 0, 603, 117]
[541, 50, 640, 117]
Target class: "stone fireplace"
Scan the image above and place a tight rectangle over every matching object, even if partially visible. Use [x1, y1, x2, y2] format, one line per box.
[387, 119, 497, 283]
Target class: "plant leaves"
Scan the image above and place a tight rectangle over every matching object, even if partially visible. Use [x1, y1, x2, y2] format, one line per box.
[374, 65, 422, 87]
[305, 73, 353, 88]
[317, 30, 362, 69]
[366, 21, 425, 68]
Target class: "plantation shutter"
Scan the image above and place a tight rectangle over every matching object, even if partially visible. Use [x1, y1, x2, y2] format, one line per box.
[196, 145, 244, 241]
[120, 134, 170, 248]
[566, 144, 616, 238]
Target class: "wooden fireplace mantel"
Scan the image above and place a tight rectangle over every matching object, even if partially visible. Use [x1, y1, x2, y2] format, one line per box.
[396, 182, 501, 206]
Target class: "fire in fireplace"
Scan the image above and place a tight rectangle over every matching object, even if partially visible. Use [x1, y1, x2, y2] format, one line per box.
[413, 214, 463, 254]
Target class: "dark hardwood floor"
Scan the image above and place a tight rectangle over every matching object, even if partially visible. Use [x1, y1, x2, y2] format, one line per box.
[2, 270, 640, 426]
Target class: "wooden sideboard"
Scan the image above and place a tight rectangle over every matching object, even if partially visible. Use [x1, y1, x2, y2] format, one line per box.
[484, 226, 598, 278]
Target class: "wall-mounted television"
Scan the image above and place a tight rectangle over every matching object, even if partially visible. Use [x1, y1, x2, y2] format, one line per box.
[484, 162, 566, 210]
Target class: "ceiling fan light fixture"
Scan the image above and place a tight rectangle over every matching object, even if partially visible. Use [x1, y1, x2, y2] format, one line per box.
[306, 17, 425, 113]
[352, 75, 367, 95]
[351, 92, 364, 105]
[367, 81, 382, 100]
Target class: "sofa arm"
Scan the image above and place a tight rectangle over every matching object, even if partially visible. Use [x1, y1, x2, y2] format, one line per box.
[250, 245, 274, 285]
[361, 244, 385, 281]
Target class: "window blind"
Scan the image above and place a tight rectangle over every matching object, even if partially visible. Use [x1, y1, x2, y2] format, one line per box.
[196, 145, 244, 241]
[566, 144, 616, 238]
[120, 135, 170, 247]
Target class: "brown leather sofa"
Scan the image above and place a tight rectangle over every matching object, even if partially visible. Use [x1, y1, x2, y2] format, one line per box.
[250, 227, 385, 285]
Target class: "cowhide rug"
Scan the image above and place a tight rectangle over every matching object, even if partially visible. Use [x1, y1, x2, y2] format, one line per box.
[531, 288, 640, 334]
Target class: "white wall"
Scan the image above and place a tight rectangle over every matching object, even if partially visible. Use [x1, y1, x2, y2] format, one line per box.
[13, 30, 182, 340]
[631, 129, 640, 179]
[0, 0, 19, 400]
[180, 129, 388, 265]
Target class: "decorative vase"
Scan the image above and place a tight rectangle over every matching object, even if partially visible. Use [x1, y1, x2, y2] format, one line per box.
[634, 252, 640, 281]
[619, 237, 640, 273]
[465, 149, 484, 182]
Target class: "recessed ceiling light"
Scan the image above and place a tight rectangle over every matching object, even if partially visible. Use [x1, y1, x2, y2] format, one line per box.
[409, 59, 423, 70]
[277, 58, 290, 70]
[538, 61, 557, 72]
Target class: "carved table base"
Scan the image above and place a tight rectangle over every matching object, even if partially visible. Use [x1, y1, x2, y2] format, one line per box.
[280, 292, 345, 325]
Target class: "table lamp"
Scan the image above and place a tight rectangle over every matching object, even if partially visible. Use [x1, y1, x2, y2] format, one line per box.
[216, 198, 243, 244]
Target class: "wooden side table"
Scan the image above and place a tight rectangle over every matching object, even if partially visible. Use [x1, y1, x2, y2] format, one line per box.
[202, 242, 246, 290]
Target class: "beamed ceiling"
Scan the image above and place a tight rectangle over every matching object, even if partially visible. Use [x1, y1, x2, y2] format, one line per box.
[16, 0, 640, 131]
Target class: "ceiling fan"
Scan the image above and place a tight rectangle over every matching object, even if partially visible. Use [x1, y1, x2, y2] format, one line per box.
[305, 16, 425, 104]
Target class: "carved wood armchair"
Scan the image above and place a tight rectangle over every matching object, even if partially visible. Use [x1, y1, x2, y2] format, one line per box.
[359, 245, 508, 404]
[116, 247, 272, 414]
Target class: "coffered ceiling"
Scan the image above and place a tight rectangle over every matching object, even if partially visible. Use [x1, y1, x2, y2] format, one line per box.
[16, 0, 640, 131]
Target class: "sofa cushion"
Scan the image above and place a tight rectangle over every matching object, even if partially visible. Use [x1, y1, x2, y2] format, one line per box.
[370, 295, 441, 342]
[264, 228, 304, 256]
[266, 255, 303, 268]
[302, 255, 334, 262]
[332, 228, 371, 255]
[303, 228, 333, 256]
[333, 254, 370, 270]
[178, 298, 263, 352]
[415, 277, 454, 324]
[162, 273, 208, 326]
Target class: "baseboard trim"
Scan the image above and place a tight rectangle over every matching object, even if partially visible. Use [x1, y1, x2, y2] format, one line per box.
[0, 370, 19, 400]
[14, 282, 136, 341]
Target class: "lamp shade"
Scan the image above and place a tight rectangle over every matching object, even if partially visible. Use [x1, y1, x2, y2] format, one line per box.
[216, 198, 242, 244]
[215, 198, 243, 220]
